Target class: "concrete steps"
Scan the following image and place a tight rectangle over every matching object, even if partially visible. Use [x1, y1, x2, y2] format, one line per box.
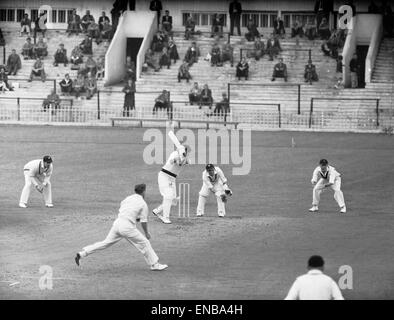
[372, 38, 394, 82]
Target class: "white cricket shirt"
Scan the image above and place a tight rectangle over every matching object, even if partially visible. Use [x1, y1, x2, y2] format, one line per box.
[312, 165, 341, 184]
[202, 166, 227, 189]
[117, 194, 149, 224]
[23, 159, 53, 179]
[162, 150, 188, 176]
[285, 269, 344, 300]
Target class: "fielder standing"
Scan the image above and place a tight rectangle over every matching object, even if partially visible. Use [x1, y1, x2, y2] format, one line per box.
[196, 164, 232, 217]
[75, 184, 168, 271]
[309, 159, 346, 213]
[152, 144, 191, 224]
[19, 155, 53, 208]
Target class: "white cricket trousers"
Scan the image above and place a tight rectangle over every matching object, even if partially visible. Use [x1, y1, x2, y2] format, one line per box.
[154, 171, 177, 219]
[81, 218, 159, 266]
[196, 183, 226, 216]
[313, 178, 345, 208]
[20, 172, 52, 205]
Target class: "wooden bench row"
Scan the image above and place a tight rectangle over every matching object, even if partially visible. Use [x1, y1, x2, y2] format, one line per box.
[110, 117, 239, 129]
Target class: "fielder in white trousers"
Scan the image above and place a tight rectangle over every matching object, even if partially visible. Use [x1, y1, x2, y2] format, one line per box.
[19, 156, 53, 208]
[310, 159, 346, 213]
[76, 184, 168, 271]
[196, 164, 232, 217]
[153, 147, 190, 224]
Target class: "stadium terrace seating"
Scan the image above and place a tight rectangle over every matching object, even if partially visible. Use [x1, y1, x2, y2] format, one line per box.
[372, 38, 394, 83]
[0, 26, 109, 111]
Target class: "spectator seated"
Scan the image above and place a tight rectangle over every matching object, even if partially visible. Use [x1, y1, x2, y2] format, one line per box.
[53, 44, 68, 66]
[22, 37, 34, 60]
[318, 18, 331, 40]
[70, 46, 84, 67]
[291, 20, 304, 38]
[168, 39, 179, 64]
[189, 82, 201, 105]
[304, 17, 317, 40]
[247, 35, 265, 61]
[79, 36, 93, 55]
[159, 47, 171, 69]
[99, 20, 113, 41]
[184, 42, 200, 66]
[67, 10, 82, 36]
[79, 56, 97, 77]
[42, 90, 60, 113]
[33, 36, 48, 59]
[245, 18, 260, 42]
[210, 42, 222, 66]
[73, 74, 86, 98]
[178, 61, 191, 82]
[20, 14, 31, 37]
[162, 10, 173, 33]
[266, 34, 282, 61]
[144, 49, 160, 72]
[98, 12, 110, 31]
[28, 58, 46, 82]
[304, 60, 319, 84]
[211, 14, 224, 38]
[271, 58, 288, 82]
[152, 30, 168, 52]
[236, 58, 249, 80]
[221, 42, 234, 66]
[0, 66, 13, 91]
[185, 15, 196, 40]
[208, 93, 230, 118]
[59, 73, 73, 95]
[200, 84, 213, 108]
[7, 49, 22, 75]
[87, 22, 100, 42]
[153, 90, 172, 117]
[273, 17, 286, 39]
[81, 10, 95, 33]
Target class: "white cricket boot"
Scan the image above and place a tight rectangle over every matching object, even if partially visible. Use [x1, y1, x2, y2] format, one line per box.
[19, 203, 27, 208]
[340, 206, 347, 213]
[196, 211, 204, 217]
[45, 203, 54, 208]
[309, 205, 319, 212]
[151, 262, 168, 271]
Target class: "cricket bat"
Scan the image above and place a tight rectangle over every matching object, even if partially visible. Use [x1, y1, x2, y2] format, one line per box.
[168, 130, 182, 149]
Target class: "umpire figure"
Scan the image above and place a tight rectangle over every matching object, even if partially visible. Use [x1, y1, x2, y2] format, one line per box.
[229, 0, 242, 36]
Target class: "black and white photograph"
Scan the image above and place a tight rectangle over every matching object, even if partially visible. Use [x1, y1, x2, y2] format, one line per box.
[0, 0, 393, 313]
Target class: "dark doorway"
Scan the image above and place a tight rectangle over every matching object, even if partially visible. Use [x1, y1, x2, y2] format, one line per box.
[126, 37, 144, 71]
[356, 45, 369, 88]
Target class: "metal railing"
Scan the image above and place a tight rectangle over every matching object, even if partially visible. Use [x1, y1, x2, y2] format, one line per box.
[0, 96, 73, 122]
[228, 82, 302, 114]
[309, 97, 381, 129]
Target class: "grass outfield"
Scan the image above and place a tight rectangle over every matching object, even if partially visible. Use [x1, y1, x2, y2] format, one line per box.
[0, 125, 393, 299]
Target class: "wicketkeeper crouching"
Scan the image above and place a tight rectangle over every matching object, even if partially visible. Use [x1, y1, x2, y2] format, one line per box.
[196, 164, 232, 217]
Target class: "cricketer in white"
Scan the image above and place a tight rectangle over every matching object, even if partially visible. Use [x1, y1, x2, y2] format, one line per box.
[19, 155, 53, 208]
[152, 145, 191, 224]
[196, 164, 233, 217]
[285, 255, 344, 300]
[309, 159, 346, 213]
[75, 184, 168, 271]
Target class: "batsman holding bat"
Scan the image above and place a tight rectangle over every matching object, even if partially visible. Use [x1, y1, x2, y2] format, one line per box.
[196, 164, 232, 218]
[19, 155, 54, 208]
[152, 131, 190, 224]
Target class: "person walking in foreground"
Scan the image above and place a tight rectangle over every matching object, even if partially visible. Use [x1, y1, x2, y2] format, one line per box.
[75, 184, 168, 271]
[285, 255, 344, 300]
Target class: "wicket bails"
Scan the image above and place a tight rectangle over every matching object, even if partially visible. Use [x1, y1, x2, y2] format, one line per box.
[178, 183, 190, 218]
